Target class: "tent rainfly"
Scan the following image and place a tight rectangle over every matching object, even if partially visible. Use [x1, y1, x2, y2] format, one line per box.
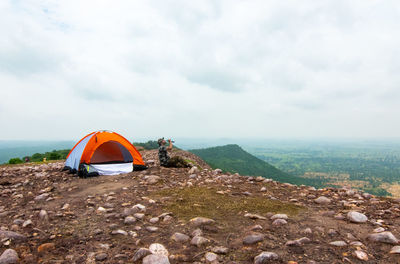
[63, 131, 147, 177]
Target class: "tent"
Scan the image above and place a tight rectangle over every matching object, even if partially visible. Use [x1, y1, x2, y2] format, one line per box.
[63, 131, 147, 176]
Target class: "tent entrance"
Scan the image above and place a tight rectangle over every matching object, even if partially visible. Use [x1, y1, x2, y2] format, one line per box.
[90, 141, 133, 164]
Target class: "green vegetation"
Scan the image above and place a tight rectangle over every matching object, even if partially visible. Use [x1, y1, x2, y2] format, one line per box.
[245, 140, 400, 196]
[7, 149, 71, 164]
[8, 158, 23, 164]
[190, 144, 325, 187]
[133, 140, 180, 150]
[151, 186, 303, 224]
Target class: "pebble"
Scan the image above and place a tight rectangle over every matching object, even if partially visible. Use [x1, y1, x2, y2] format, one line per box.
[22, 219, 33, 228]
[272, 219, 287, 226]
[329, 241, 347, 247]
[134, 213, 145, 219]
[149, 217, 159, 224]
[354, 250, 368, 260]
[347, 211, 368, 223]
[314, 196, 331, 204]
[243, 233, 265, 245]
[254, 252, 279, 263]
[270, 214, 288, 220]
[205, 252, 218, 262]
[95, 253, 108, 261]
[39, 210, 48, 221]
[244, 213, 267, 220]
[189, 217, 215, 226]
[211, 246, 229, 254]
[124, 216, 136, 224]
[132, 248, 151, 262]
[143, 254, 170, 264]
[149, 243, 168, 256]
[146, 226, 159, 232]
[37, 243, 55, 253]
[390, 246, 400, 254]
[171, 232, 190, 243]
[111, 229, 128, 236]
[0, 249, 19, 264]
[368, 231, 399, 244]
[191, 236, 210, 247]
[0, 230, 27, 242]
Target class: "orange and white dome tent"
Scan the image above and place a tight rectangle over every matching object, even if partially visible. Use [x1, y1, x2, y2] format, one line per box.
[63, 131, 147, 176]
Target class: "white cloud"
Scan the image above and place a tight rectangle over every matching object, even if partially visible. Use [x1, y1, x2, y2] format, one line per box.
[1, 0, 400, 140]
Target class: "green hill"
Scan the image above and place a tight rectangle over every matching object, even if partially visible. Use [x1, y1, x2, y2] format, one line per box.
[190, 144, 324, 186]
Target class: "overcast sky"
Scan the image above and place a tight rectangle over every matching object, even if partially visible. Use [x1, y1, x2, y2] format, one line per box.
[1, 0, 400, 141]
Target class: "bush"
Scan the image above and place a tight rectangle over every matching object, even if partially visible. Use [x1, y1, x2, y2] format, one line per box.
[9, 158, 23, 164]
[48, 152, 61, 160]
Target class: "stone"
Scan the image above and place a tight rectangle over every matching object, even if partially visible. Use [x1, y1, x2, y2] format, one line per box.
[272, 219, 287, 226]
[254, 252, 279, 263]
[146, 226, 159, 232]
[329, 241, 347, 247]
[0, 249, 19, 264]
[243, 233, 265, 245]
[354, 250, 368, 260]
[244, 213, 267, 220]
[191, 236, 210, 247]
[95, 253, 107, 261]
[189, 217, 215, 226]
[191, 228, 203, 237]
[149, 217, 159, 224]
[390, 246, 400, 254]
[171, 232, 190, 243]
[111, 229, 128, 236]
[314, 196, 331, 204]
[205, 252, 218, 262]
[132, 248, 151, 262]
[124, 216, 136, 224]
[149, 243, 168, 256]
[347, 211, 368, 223]
[143, 254, 170, 264]
[34, 193, 50, 201]
[368, 232, 399, 244]
[270, 214, 288, 220]
[22, 219, 33, 228]
[0, 230, 27, 242]
[37, 243, 55, 253]
[39, 210, 48, 221]
[132, 204, 146, 212]
[146, 175, 161, 185]
[211, 246, 229, 254]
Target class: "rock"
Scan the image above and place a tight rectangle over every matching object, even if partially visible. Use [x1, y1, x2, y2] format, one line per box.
[374, 227, 385, 233]
[171, 232, 190, 243]
[143, 254, 170, 264]
[111, 229, 128, 236]
[191, 228, 203, 237]
[244, 213, 267, 220]
[354, 250, 368, 260]
[205, 252, 218, 263]
[132, 248, 151, 262]
[347, 211, 368, 223]
[34, 193, 50, 201]
[390, 246, 400, 254]
[22, 219, 33, 228]
[189, 217, 215, 227]
[191, 236, 210, 247]
[329, 241, 347, 247]
[368, 232, 399, 244]
[149, 243, 168, 256]
[272, 219, 287, 226]
[146, 226, 159, 232]
[211, 246, 229, 254]
[132, 204, 146, 212]
[37, 243, 55, 253]
[0, 249, 19, 264]
[134, 213, 145, 219]
[243, 233, 265, 245]
[149, 217, 159, 224]
[0, 230, 27, 242]
[95, 253, 107, 261]
[146, 175, 161, 185]
[189, 166, 199, 174]
[270, 214, 288, 220]
[38, 210, 48, 221]
[260, 187, 267, 192]
[314, 196, 331, 204]
[124, 216, 136, 224]
[302, 228, 312, 235]
[254, 252, 279, 263]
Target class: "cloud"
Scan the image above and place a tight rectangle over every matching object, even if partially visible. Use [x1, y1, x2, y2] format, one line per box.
[0, 0, 400, 140]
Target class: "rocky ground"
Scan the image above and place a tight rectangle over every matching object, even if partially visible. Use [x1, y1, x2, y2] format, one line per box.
[1, 149, 400, 263]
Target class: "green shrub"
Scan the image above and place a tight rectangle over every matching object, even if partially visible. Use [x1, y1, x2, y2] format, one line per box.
[8, 158, 23, 164]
